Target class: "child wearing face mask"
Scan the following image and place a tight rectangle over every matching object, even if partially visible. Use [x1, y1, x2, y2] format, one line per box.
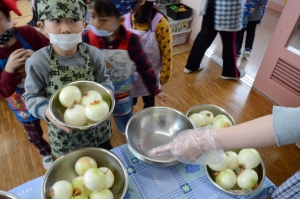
[22, 0, 114, 158]
[0, 0, 53, 169]
[82, 0, 167, 134]
[124, 0, 172, 109]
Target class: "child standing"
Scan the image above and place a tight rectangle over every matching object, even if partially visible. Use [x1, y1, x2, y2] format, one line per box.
[124, 0, 172, 109]
[22, 0, 114, 158]
[0, 0, 53, 169]
[82, 0, 167, 134]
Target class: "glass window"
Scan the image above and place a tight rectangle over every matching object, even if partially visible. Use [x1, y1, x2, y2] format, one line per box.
[287, 17, 300, 55]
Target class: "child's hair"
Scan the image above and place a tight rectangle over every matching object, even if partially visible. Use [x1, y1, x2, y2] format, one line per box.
[89, 0, 121, 18]
[0, 6, 10, 19]
[31, 0, 38, 22]
[134, 1, 168, 31]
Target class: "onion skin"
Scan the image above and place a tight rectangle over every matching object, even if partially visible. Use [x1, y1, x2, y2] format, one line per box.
[71, 176, 91, 197]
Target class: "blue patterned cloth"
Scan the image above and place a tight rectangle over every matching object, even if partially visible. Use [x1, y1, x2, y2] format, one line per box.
[214, 0, 244, 31]
[9, 144, 277, 199]
[271, 170, 300, 199]
[110, 0, 138, 15]
[243, 0, 268, 28]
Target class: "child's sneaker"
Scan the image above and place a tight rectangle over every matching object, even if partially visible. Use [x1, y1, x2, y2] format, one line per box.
[43, 155, 54, 170]
[296, 142, 300, 149]
[243, 48, 251, 58]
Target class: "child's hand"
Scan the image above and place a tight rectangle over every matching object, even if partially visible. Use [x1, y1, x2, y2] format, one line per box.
[5, 49, 34, 74]
[157, 92, 167, 102]
[45, 108, 72, 133]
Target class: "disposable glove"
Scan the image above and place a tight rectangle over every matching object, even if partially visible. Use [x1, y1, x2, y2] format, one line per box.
[148, 125, 223, 165]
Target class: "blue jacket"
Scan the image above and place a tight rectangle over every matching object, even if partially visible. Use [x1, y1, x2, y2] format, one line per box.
[243, 0, 269, 28]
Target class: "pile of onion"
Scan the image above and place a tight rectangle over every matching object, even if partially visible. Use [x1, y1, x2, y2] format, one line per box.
[49, 156, 115, 199]
[188, 110, 233, 129]
[59, 86, 109, 126]
[208, 148, 261, 191]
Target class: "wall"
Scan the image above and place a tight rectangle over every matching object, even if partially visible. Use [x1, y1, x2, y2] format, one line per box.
[180, 0, 202, 44]
[183, 0, 285, 44]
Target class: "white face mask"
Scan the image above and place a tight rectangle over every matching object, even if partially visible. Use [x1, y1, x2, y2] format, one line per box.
[44, 27, 83, 50]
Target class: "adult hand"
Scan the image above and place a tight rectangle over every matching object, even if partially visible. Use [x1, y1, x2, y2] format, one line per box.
[148, 126, 223, 165]
[45, 108, 72, 133]
[5, 49, 34, 74]
[156, 91, 167, 102]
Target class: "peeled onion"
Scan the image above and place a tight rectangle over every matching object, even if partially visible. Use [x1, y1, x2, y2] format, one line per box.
[85, 100, 109, 122]
[64, 104, 87, 126]
[237, 169, 258, 189]
[238, 148, 261, 169]
[90, 189, 113, 199]
[99, 167, 114, 189]
[72, 196, 89, 199]
[212, 114, 228, 126]
[80, 90, 102, 107]
[189, 113, 205, 128]
[215, 168, 237, 190]
[213, 118, 233, 129]
[208, 152, 229, 171]
[75, 156, 97, 176]
[83, 168, 106, 192]
[226, 151, 239, 170]
[59, 85, 82, 108]
[71, 176, 91, 197]
[48, 180, 73, 199]
[199, 110, 214, 125]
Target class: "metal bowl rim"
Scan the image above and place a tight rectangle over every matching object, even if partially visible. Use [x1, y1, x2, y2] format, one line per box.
[0, 191, 20, 199]
[125, 106, 195, 165]
[205, 158, 266, 196]
[48, 81, 115, 129]
[41, 147, 128, 199]
[186, 104, 236, 125]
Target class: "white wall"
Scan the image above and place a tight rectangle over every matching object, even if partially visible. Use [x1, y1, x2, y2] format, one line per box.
[180, 0, 202, 43]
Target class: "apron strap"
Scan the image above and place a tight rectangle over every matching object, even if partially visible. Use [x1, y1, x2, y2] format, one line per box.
[11, 28, 33, 50]
[151, 13, 164, 32]
[123, 13, 132, 29]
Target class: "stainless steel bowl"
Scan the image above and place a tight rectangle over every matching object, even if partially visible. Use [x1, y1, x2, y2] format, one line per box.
[49, 81, 115, 130]
[42, 147, 128, 199]
[205, 150, 266, 196]
[186, 104, 236, 125]
[125, 107, 195, 166]
[0, 191, 20, 199]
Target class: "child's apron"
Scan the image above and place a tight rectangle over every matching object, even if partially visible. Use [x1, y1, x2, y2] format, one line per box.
[0, 29, 38, 122]
[124, 13, 163, 97]
[88, 31, 134, 116]
[45, 44, 112, 158]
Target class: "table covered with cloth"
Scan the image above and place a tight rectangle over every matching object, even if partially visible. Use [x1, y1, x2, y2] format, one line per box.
[9, 144, 276, 199]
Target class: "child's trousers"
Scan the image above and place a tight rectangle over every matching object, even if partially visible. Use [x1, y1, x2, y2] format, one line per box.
[21, 120, 51, 156]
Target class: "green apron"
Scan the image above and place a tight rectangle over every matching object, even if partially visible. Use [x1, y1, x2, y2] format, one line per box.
[45, 44, 112, 158]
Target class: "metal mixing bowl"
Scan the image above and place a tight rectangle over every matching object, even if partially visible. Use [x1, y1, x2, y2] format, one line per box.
[125, 107, 195, 166]
[205, 150, 266, 196]
[186, 104, 236, 125]
[0, 191, 20, 199]
[42, 147, 128, 199]
[49, 81, 115, 130]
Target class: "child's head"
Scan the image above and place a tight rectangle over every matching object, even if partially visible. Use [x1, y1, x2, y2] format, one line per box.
[0, 0, 21, 34]
[133, 0, 168, 30]
[36, 0, 87, 50]
[88, 0, 138, 34]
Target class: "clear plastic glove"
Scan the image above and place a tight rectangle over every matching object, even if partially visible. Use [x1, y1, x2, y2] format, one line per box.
[148, 125, 223, 165]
